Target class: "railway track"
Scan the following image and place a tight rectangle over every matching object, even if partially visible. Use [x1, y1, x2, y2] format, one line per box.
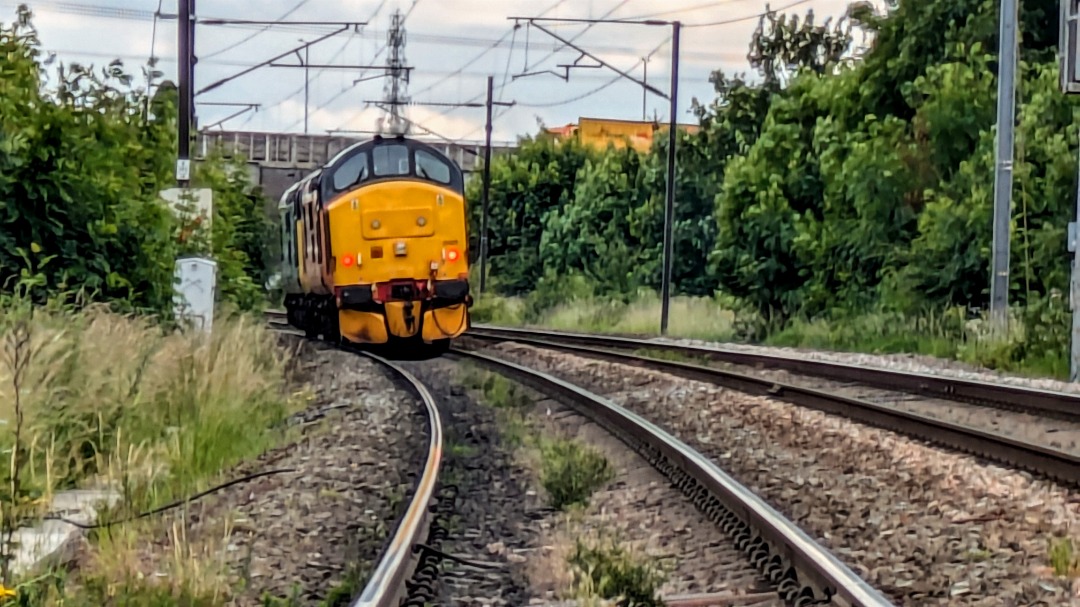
[267, 312, 896, 605]
[463, 325, 1080, 487]
[336, 351, 443, 607]
[452, 349, 895, 607]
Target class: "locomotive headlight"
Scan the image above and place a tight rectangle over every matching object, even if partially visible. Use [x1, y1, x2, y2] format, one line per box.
[394, 241, 407, 257]
[417, 216, 427, 227]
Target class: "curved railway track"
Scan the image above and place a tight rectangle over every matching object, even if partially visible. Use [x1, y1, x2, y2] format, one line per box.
[452, 349, 894, 606]
[463, 325, 1080, 487]
[348, 351, 444, 607]
[266, 311, 897, 605]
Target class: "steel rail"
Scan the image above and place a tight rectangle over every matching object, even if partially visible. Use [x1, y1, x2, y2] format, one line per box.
[461, 330, 1080, 486]
[453, 349, 896, 607]
[350, 351, 444, 607]
[468, 325, 1080, 419]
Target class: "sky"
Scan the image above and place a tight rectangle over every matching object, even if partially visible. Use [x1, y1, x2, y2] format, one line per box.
[2, 0, 887, 142]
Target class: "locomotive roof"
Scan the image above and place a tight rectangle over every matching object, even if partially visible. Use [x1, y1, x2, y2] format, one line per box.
[323, 134, 457, 171]
[319, 134, 465, 197]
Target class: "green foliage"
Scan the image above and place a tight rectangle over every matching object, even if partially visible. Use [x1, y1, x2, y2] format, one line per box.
[191, 151, 275, 311]
[463, 0, 1075, 373]
[0, 8, 274, 315]
[478, 372, 531, 410]
[541, 148, 650, 294]
[1049, 538, 1080, 578]
[0, 307, 291, 517]
[466, 133, 596, 295]
[568, 539, 665, 607]
[539, 438, 614, 510]
[11, 572, 222, 607]
[0, 9, 177, 312]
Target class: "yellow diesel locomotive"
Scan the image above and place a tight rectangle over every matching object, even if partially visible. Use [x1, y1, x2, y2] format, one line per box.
[279, 134, 472, 350]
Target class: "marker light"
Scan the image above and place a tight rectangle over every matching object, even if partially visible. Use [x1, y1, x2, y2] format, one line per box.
[446, 248, 460, 263]
[342, 254, 355, 267]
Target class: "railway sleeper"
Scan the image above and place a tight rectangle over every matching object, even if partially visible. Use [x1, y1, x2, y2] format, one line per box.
[401, 484, 461, 606]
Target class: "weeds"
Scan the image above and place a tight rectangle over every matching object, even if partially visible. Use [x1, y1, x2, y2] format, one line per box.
[0, 306, 291, 515]
[631, 349, 702, 364]
[0, 313, 34, 584]
[539, 439, 613, 510]
[481, 285, 1073, 379]
[569, 538, 665, 607]
[1050, 538, 1080, 577]
[0, 304, 296, 605]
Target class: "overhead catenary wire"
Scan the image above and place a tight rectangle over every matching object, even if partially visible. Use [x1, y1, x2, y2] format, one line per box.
[514, 37, 668, 108]
[201, 0, 313, 60]
[226, 0, 390, 131]
[280, 0, 420, 132]
[416, 0, 631, 132]
[407, 0, 568, 102]
[685, 0, 816, 27]
[27, 0, 829, 137]
[617, 0, 754, 21]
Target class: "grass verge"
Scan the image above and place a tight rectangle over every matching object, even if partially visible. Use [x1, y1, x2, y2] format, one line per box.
[472, 285, 1071, 380]
[0, 302, 298, 605]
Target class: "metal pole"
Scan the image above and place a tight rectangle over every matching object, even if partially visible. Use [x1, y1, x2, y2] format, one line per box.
[479, 75, 494, 294]
[1071, 122, 1080, 382]
[642, 56, 648, 121]
[177, 0, 193, 187]
[303, 44, 310, 134]
[990, 0, 1019, 333]
[660, 21, 680, 335]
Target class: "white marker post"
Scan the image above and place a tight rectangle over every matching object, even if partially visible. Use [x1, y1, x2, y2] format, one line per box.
[161, 187, 216, 333]
[1060, 0, 1080, 380]
[173, 257, 217, 334]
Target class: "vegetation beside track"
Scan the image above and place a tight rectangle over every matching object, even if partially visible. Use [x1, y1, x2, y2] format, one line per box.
[0, 299, 299, 605]
[0, 10, 293, 599]
[454, 364, 664, 604]
[0, 7, 276, 317]
[471, 287, 1071, 379]
[469, 0, 1074, 379]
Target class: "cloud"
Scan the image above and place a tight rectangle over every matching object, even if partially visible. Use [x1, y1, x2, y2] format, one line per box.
[10, 0, 890, 138]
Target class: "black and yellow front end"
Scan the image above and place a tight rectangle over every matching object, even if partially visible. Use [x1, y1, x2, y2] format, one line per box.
[323, 137, 471, 347]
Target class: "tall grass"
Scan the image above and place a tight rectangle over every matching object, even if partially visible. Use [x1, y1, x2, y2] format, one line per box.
[472, 291, 736, 341]
[0, 303, 296, 603]
[473, 279, 1070, 379]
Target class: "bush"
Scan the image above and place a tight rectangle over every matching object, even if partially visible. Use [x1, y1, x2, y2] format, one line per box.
[540, 438, 614, 510]
[569, 539, 665, 607]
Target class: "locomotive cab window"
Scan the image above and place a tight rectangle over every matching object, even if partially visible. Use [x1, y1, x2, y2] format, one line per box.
[332, 151, 369, 192]
[373, 144, 410, 177]
[415, 149, 452, 185]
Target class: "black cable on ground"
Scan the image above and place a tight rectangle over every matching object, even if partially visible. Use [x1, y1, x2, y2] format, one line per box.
[415, 543, 506, 571]
[43, 467, 298, 530]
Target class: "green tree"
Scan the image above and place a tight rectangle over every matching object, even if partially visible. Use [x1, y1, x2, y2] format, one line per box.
[466, 133, 595, 294]
[0, 7, 276, 314]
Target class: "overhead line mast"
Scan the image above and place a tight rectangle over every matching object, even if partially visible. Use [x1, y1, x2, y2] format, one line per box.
[508, 14, 682, 335]
[382, 8, 410, 135]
